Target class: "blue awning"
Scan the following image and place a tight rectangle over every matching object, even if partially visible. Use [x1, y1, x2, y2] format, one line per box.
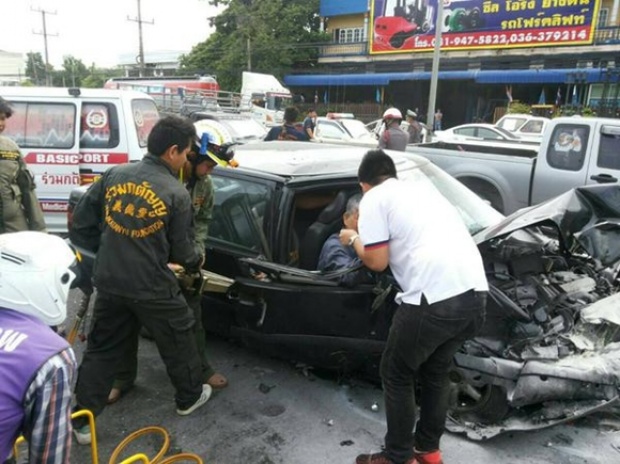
[284, 68, 606, 87]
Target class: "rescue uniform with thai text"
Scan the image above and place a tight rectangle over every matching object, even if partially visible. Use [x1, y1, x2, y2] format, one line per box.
[111, 172, 217, 392]
[71, 154, 205, 416]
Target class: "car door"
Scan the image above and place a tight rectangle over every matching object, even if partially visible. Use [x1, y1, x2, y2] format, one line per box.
[585, 124, 620, 186]
[212, 177, 395, 370]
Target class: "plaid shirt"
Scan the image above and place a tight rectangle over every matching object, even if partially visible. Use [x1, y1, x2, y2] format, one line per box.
[20, 347, 77, 464]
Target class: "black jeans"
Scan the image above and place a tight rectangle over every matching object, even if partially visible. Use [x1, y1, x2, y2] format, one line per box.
[74, 290, 203, 420]
[381, 290, 486, 464]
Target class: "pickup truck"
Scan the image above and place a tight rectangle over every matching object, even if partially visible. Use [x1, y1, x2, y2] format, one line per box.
[407, 116, 620, 214]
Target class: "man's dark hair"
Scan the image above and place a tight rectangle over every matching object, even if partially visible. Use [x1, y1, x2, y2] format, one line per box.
[0, 97, 14, 118]
[283, 106, 299, 124]
[307, 107, 316, 114]
[358, 149, 397, 186]
[147, 115, 196, 157]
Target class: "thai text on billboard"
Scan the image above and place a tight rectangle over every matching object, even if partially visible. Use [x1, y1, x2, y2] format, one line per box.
[370, 0, 600, 54]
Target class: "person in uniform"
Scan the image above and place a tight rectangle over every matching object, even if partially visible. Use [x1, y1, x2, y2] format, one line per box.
[0, 97, 46, 233]
[405, 110, 423, 144]
[69, 116, 210, 446]
[378, 108, 408, 152]
[0, 232, 77, 464]
[106, 121, 236, 404]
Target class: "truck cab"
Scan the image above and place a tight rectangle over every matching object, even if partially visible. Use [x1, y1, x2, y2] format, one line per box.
[530, 117, 620, 205]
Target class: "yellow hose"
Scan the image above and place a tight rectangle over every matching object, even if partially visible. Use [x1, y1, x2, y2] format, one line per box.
[108, 426, 170, 464]
[158, 453, 204, 463]
[118, 453, 151, 464]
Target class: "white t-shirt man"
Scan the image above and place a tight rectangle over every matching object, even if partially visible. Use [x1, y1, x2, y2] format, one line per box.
[358, 177, 488, 305]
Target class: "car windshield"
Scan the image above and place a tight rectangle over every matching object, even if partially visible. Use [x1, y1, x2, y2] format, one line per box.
[497, 116, 527, 131]
[399, 159, 504, 235]
[341, 119, 375, 139]
[222, 119, 267, 142]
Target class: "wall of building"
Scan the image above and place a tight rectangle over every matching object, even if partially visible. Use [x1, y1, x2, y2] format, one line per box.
[0, 50, 25, 83]
[600, 0, 619, 26]
[325, 14, 365, 32]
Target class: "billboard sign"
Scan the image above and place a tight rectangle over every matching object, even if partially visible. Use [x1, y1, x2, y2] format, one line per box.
[370, 0, 600, 54]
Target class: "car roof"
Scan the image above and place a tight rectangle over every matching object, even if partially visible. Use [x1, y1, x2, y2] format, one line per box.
[498, 114, 550, 121]
[190, 111, 257, 121]
[233, 141, 429, 178]
[452, 123, 500, 130]
[0, 86, 150, 100]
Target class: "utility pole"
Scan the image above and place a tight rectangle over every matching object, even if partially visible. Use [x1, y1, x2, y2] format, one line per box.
[32, 6, 57, 87]
[426, 0, 444, 140]
[127, 0, 154, 77]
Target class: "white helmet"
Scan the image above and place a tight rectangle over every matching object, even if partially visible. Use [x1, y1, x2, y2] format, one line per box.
[0, 232, 77, 326]
[383, 107, 403, 120]
[193, 120, 237, 167]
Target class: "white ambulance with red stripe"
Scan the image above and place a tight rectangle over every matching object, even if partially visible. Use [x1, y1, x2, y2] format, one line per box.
[0, 87, 159, 233]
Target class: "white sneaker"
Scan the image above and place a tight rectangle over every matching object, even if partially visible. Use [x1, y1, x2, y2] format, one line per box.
[73, 425, 91, 445]
[176, 384, 212, 416]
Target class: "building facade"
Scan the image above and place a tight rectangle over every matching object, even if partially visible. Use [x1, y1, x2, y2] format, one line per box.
[284, 0, 620, 126]
[0, 50, 26, 85]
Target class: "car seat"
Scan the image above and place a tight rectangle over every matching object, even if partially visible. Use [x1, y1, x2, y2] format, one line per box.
[298, 190, 349, 270]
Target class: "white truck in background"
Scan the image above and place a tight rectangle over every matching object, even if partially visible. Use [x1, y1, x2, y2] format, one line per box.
[172, 72, 292, 127]
[408, 116, 620, 215]
[239, 72, 292, 126]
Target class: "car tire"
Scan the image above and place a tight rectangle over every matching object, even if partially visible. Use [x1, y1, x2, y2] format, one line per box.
[450, 381, 511, 424]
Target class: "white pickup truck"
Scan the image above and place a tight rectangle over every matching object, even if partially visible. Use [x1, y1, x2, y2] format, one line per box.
[407, 116, 620, 214]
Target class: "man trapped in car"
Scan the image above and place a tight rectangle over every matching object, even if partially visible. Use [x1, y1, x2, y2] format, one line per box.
[340, 149, 488, 464]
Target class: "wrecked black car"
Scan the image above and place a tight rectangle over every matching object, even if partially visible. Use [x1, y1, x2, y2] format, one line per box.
[68, 142, 620, 438]
[198, 143, 620, 438]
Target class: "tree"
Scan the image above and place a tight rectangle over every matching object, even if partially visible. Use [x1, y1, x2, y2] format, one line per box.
[59, 56, 89, 87]
[25, 52, 47, 86]
[181, 0, 327, 90]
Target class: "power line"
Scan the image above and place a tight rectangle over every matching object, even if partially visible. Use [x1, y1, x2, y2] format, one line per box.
[31, 6, 57, 86]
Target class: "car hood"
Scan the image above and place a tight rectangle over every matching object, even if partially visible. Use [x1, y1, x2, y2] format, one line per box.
[473, 184, 620, 266]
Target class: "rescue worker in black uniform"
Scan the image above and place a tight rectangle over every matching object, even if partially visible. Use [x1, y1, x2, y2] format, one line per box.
[70, 115, 210, 445]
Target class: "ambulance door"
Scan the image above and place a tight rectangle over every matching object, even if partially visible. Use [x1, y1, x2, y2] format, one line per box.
[5, 99, 81, 234]
[78, 100, 128, 185]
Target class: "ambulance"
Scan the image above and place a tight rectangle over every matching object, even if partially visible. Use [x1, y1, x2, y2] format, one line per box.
[0, 86, 160, 233]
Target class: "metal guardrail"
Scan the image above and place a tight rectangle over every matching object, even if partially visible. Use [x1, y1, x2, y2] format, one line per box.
[152, 88, 251, 115]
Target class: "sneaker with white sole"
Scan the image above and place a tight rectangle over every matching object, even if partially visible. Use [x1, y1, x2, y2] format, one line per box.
[73, 425, 91, 445]
[176, 384, 212, 416]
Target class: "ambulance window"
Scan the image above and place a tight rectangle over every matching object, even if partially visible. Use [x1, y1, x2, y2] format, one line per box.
[3, 102, 76, 149]
[80, 103, 119, 149]
[131, 99, 160, 148]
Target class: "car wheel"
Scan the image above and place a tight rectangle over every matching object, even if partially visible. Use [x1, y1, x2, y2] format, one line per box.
[449, 380, 510, 423]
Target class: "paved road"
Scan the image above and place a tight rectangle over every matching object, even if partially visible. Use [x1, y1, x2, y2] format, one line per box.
[65, 290, 620, 464]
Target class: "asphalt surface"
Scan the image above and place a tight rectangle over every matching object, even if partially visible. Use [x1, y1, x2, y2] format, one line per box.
[63, 289, 620, 464]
